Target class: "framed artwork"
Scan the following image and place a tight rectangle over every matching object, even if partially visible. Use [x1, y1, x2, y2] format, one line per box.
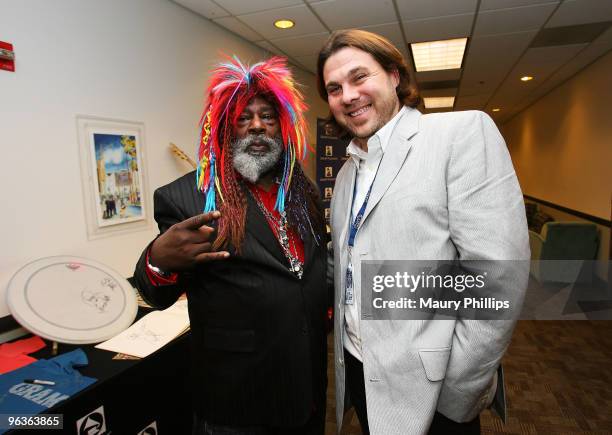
[77, 116, 150, 239]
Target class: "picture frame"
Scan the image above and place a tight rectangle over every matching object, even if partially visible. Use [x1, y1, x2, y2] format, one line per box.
[77, 116, 151, 239]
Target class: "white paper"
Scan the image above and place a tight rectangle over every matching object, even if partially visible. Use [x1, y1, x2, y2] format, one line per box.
[95, 298, 190, 358]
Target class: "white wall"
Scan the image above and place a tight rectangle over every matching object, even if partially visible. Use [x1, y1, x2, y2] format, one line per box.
[502, 51, 612, 221]
[0, 0, 330, 317]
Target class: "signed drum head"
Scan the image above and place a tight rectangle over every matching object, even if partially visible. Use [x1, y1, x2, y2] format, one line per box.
[7, 256, 138, 344]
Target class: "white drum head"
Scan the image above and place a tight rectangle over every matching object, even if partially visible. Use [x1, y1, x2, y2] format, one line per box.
[6, 256, 138, 344]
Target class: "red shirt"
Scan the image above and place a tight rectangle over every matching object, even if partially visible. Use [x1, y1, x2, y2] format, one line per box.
[147, 182, 304, 286]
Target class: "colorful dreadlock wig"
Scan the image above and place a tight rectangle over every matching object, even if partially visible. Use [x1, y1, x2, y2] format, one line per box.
[196, 55, 322, 252]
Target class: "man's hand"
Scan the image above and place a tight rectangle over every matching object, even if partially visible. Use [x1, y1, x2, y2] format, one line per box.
[149, 211, 229, 272]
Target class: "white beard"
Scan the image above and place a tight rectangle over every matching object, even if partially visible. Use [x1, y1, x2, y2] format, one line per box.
[232, 134, 283, 183]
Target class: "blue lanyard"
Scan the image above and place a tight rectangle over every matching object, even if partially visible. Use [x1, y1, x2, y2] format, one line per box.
[345, 162, 379, 306]
[348, 157, 382, 248]
[348, 182, 373, 248]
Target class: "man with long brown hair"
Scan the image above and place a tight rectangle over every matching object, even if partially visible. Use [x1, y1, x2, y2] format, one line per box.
[133, 56, 329, 435]
[318, 30, 529, 434]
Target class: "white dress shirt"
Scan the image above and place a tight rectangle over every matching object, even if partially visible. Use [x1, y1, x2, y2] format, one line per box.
[343, 106, 406, 361]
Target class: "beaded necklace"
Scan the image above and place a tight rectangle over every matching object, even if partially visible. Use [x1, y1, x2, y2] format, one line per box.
[251, 188, 304, 279]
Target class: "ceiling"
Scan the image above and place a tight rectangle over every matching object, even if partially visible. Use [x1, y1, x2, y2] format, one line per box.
[173, 0, 612, 123]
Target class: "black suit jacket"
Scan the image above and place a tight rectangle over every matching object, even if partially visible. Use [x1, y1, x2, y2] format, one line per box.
[133, 171, 328, 427]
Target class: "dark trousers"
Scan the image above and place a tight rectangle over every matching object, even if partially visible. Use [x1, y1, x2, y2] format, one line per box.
[344, 350, 480, 435]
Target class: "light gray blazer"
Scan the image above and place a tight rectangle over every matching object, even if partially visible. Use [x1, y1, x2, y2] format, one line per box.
[330, 107, 529, 435]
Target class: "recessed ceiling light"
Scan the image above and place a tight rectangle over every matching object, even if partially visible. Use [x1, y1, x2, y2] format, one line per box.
[492, 108, 501, 112]
[274, 19, 294, 29]
[520, 76, 533, 81]
[410, 38, 468, 72]
[423, 97, 455, 109]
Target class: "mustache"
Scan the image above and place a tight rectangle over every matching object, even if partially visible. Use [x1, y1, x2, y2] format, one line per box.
[235, 134, 279, 150]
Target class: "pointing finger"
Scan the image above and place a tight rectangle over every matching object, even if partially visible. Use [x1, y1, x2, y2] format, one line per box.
[181, 211, 221, 229]
[194, 251, 230, 263]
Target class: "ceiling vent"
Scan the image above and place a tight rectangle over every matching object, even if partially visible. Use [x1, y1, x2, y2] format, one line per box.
[531, 22, 611, 47]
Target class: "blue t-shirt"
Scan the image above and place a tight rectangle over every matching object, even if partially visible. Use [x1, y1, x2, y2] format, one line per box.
[0, 348, 97, 431]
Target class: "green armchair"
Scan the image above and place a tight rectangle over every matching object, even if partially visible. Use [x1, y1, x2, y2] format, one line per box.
[529, 222, 599, 283]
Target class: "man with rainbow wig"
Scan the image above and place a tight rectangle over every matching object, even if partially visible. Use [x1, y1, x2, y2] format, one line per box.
[133, 56, 329, 434]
